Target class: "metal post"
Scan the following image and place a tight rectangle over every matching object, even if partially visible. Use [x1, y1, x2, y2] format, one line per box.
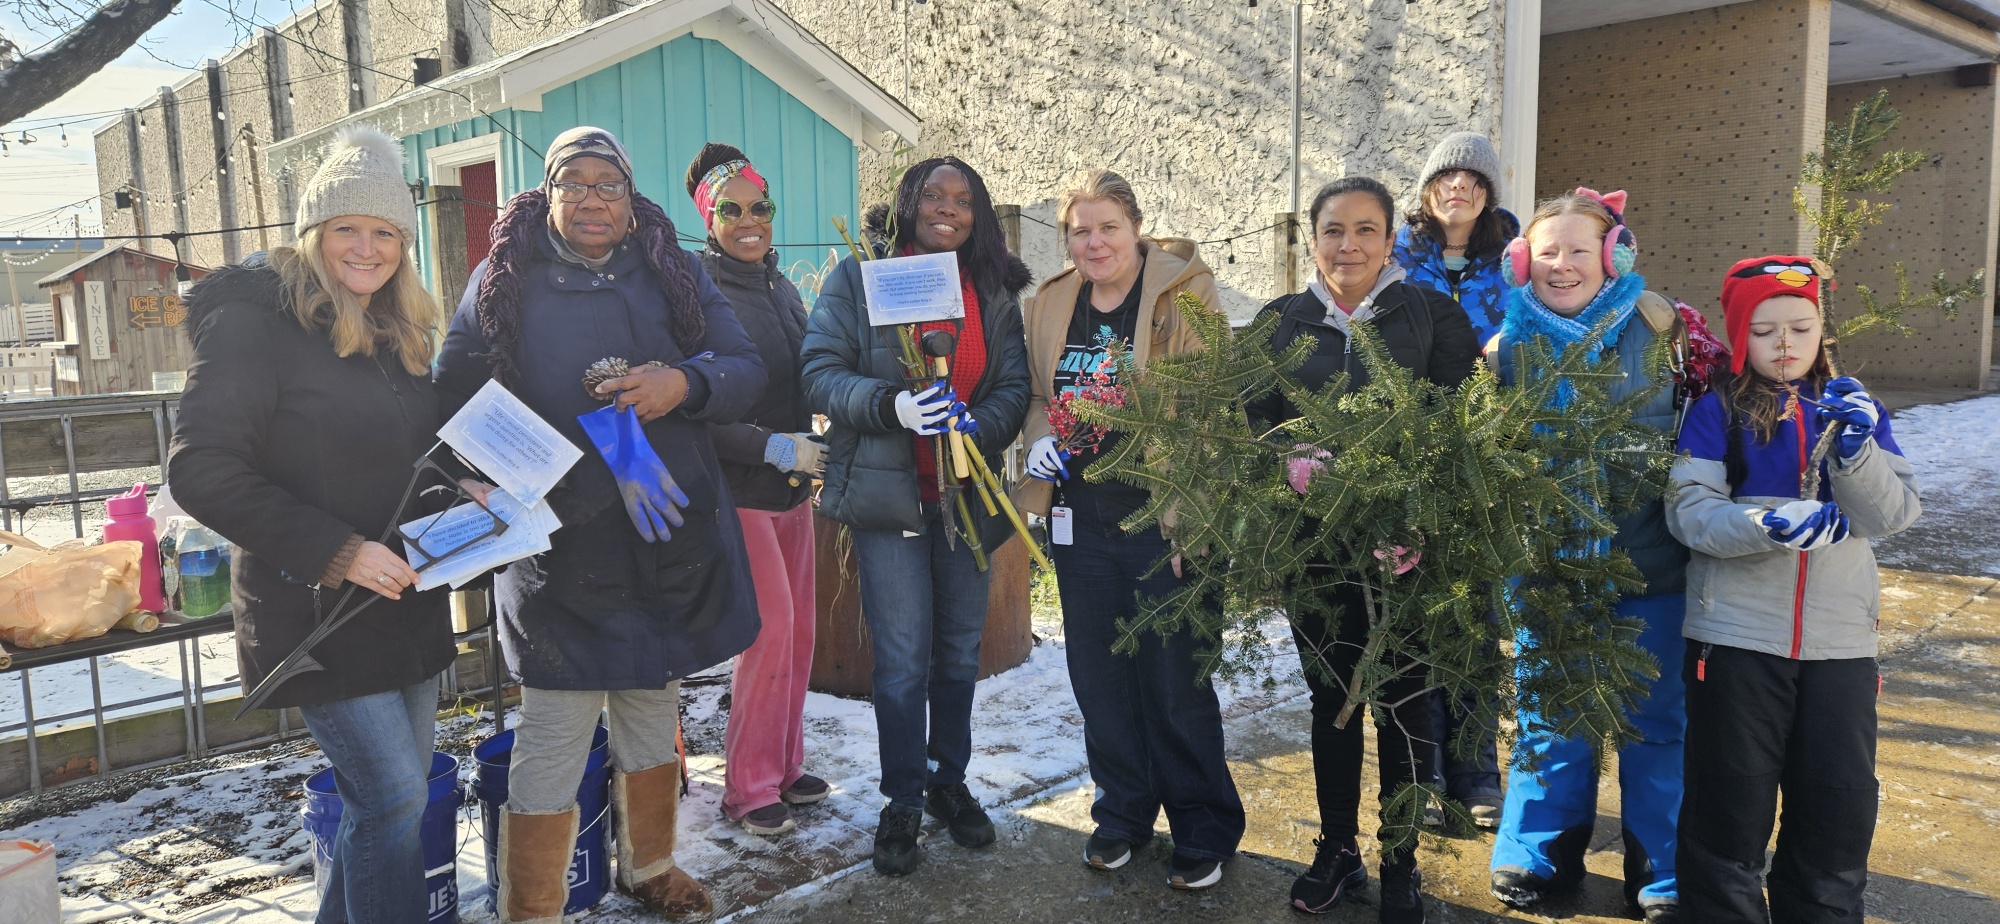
[0, 419, 12, 533]
[178, 639, 197, 757]
[152, 406, 169, 466]
[61, 414, 81, 537]
[88, 655, 110, 774]
[190, 639, 209, 755]
[20, 670, 39, 796]
[487, 597, 505, 735]
[1290, 0, 1304, 215]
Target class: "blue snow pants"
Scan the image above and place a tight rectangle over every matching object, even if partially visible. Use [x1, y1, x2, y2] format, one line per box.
[1492, 592, 1686, 909]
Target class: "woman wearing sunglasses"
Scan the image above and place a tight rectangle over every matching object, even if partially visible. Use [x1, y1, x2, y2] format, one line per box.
[169, 126, 452, 924]
[434, 127, 766, 924]
[683, 143, 829, 837]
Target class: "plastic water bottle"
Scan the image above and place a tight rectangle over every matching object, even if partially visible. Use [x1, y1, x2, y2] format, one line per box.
[104, 484, 165, 614]
[177, 525, 231, 618]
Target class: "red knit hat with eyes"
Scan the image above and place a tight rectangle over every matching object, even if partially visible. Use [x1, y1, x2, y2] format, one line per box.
[1719, 255, 1827, 373]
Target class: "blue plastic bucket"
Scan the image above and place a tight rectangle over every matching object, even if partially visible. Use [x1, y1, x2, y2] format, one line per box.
[301, 751, 464, 924]
[472, 724, 612, 916]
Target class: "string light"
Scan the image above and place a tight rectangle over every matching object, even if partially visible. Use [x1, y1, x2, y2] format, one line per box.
[59, 125, 69, 147]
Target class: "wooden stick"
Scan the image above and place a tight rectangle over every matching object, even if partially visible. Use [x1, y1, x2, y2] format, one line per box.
[965, 444, 1052, 571]
[934, 357, 972, 479]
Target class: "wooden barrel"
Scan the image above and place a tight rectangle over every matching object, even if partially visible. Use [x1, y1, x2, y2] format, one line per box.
[808, 515, 1035, 697]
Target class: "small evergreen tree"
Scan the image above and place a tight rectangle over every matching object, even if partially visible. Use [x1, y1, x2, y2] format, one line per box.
[1076, 293, 1669, 853]
[1796, 89, 1986, 369]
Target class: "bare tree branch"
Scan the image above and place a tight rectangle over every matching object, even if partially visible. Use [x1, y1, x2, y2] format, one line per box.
[0, 0, 184, 125]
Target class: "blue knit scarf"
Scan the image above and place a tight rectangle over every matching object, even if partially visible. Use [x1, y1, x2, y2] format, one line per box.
[1499, 271, 1645, 410]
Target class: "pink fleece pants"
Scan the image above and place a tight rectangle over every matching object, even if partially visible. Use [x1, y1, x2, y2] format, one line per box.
[722, 502, 817, 819]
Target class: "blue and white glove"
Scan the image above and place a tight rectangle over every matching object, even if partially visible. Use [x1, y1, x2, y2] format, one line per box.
[1026, 435, 1070, 482]
[894, 380, 957, 436]
[1761, 500, 1850, 551]
[764, 432, 827, 476]
[1815, 376, 1880, 460]
[952, 410, 979, 436]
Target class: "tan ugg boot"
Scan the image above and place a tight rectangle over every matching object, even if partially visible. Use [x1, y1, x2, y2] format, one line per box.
[612, 761, 712, 919]
[498, 808, 576, 924]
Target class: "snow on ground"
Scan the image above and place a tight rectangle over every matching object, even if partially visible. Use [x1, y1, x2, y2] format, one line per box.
[1874, 393, 2000, 576]
[8, 614, 1301, 923]
[0, 635, 239, 740]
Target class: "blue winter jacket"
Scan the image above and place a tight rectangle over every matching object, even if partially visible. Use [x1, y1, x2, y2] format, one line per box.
[1393, 208, 1519, 345]
[435, 234, 767, 690]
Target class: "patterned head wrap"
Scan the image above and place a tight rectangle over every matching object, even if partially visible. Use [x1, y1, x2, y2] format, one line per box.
[692, 158, 768, 220]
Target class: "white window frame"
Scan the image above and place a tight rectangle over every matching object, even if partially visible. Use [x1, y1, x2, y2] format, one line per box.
[426, 134, 504, 188]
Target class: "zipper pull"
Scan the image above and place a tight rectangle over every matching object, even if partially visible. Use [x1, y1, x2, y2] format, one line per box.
[1697, 643, 1712, 681]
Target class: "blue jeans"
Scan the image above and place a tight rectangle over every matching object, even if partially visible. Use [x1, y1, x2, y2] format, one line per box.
[1426, 636, 1503, 803]
[1493, 593, 1685, 908]
[299, 675, 440, 924]
[1050, 487, 1244, 861]
[851, 504, 992, 809]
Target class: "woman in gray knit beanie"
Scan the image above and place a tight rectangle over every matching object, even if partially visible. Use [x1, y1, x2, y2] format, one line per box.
[169, 123, 453, 924]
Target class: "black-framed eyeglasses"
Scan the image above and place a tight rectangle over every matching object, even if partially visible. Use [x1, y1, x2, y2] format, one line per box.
[713, 198, 776, 224]
[552, 181, 630, 203]
[390, 444, 510, 569]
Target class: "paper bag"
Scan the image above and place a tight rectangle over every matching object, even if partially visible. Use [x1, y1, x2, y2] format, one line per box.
[0, 531, 144, 649]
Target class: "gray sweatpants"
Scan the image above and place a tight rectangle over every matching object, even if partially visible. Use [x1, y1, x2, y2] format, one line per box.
[505, 682, 682, 814]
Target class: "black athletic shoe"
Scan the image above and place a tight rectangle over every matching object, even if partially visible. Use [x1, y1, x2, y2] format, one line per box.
[872, 805, 923, 875]
[1378, 862, 1427, 924]
[1642, 903, 1682, 924]
[1290, 837, 1366, 914]
[1167, 854, 1223, 890]
[924, 783, 996, 848]
[1489, 867, 1552, 907]
[1085, 830, 1140, 870]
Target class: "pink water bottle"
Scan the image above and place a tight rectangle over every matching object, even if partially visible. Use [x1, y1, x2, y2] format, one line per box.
[105, 484, 165, 614]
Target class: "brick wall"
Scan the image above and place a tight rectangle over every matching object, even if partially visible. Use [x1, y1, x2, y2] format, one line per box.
[1536, 0, 1830, 324]
[772, 0, 1506, 317]
[1825, 72, 1997, 390]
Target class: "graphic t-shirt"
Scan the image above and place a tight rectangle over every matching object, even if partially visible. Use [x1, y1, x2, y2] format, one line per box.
[1053, 265, 1150, 526]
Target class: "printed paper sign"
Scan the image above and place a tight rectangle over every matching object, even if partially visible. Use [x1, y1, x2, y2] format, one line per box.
[402, 487, 562, 591]
[860, 252, 966, 327]
[437, 379, 582, 507]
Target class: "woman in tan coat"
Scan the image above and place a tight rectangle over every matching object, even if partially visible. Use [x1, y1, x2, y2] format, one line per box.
[1016, 169, 1243, 890]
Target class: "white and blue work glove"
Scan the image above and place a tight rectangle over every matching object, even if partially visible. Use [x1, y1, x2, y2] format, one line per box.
[1815, 376, 1881, 460]
[764, 432, 827, 476]
[894, 380, 959, 436]
[952, 411, 979, 437]
[1761, 500, 1850, 551]
[1026, 435, 1071, 482]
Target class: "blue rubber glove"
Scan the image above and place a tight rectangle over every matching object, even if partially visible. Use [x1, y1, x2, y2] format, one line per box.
[577, 402, 689, 542]
[1761, 500, 1850, 551]
[1026, 435, 1070, 482]
[1815, 376, 1880, 460]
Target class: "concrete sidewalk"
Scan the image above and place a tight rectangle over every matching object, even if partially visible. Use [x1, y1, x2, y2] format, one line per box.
[734, 567, 1999, 924]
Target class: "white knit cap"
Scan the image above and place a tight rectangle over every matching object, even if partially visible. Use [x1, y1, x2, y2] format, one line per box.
[294, 124, 419, 241]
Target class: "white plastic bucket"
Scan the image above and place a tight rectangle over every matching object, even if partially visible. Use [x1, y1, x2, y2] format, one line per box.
[0, 839, 58, 924]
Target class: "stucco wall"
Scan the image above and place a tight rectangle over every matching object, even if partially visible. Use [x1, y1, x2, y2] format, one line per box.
[771, 0, 1506, 317]
[1825, 72, 1997, 391]
[1537, 0, 1830, 325]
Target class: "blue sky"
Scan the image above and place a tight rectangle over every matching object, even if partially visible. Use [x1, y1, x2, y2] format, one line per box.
[1, 1, 293, 236]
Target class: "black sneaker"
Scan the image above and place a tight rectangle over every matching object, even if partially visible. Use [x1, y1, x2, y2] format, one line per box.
[872, 805, 923, 875]
[1085, 830, 1141, 870]
[1642, 904, 1682, 924]
[1489, 867, 1552, 907]
[1378, 861, 1426, 924]
[1290, 837, 1366, 914]
[924, 783, 996, 848]
[1167, 854, 1223, 890]
[781, 773, 831, 805]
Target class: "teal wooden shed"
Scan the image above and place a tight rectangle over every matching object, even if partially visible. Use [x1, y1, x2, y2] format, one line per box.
[264, 0, 918, 306]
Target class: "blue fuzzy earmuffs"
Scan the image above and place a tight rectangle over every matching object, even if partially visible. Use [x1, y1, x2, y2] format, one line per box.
[1503, 187, 1637, 287]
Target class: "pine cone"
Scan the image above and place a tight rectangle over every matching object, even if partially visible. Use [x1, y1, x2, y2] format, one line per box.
[582, 357, 630, 400]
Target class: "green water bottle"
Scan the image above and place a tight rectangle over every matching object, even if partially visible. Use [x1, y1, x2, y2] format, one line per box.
[177, 524, 231, 618]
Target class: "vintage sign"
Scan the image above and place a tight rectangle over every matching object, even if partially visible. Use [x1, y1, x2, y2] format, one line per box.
[128, 295, 188, 329]
[83, 281, 111, 360]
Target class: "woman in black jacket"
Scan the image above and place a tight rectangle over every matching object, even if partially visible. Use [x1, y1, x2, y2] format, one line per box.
[1248, 177, 1478, 924]
[684, 143, 829, 837]
[799, 157, 1032, 876]
[168, 126, 450, 924]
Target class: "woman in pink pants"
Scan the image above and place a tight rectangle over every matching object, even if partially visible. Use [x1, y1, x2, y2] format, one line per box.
[685, 143, 827, 835]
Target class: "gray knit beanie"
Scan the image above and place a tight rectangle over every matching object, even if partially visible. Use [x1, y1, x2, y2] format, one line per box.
[294, 125, 419, 241]
[1418, 131, 1502, 206]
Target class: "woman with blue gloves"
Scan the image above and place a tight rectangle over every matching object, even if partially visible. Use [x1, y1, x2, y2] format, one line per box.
[1667, 256, 1919, 922]
[1484, 189, 1696, 924]
[801, 157, 1032, 877]
[434, 127, 765, 924]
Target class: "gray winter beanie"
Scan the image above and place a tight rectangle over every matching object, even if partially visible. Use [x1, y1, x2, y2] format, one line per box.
[1419, 132, 1502, 206]
[294, 125, 419, 241]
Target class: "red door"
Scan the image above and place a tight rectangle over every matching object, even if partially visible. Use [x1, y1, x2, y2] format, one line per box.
[459, 161, 499, 270]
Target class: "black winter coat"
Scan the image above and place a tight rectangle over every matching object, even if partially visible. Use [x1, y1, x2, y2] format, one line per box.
[701, 245, 813, 513]
[167, 261, 454, 710]
[1245, 281, 1480, 430]
[434, 234, 766, 691]
[801, 253, 1033, 538]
